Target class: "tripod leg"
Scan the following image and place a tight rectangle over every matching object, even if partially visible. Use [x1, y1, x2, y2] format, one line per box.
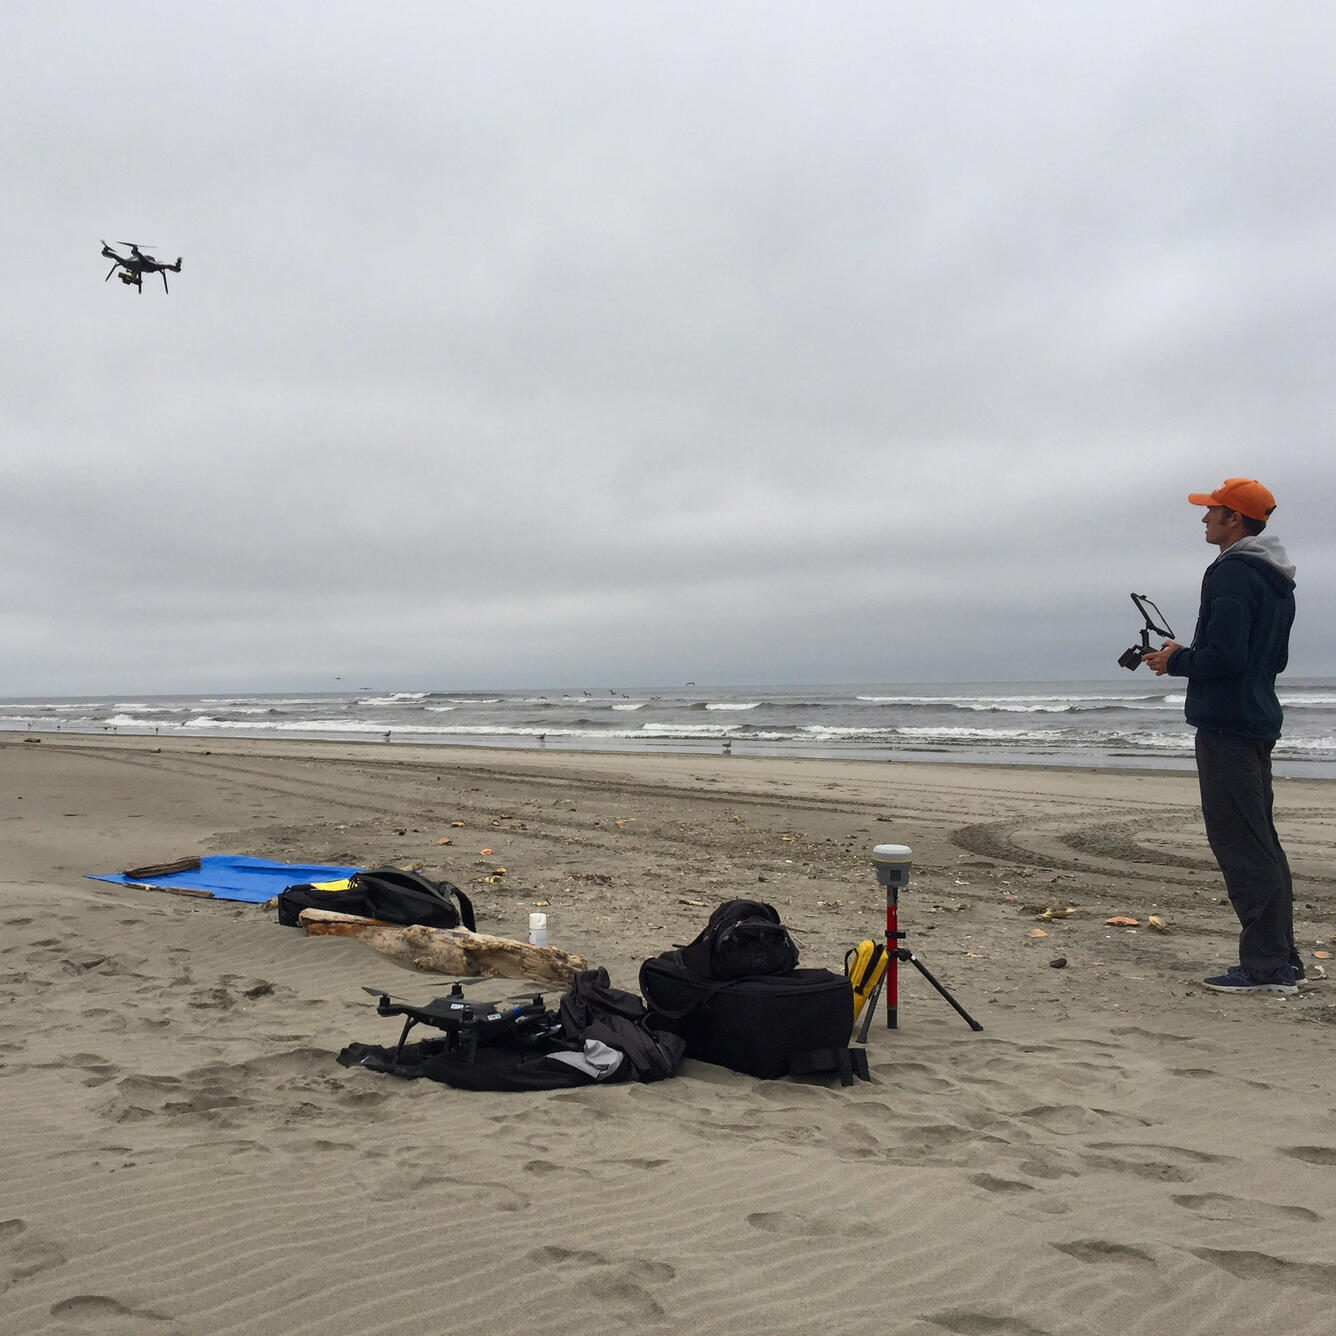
[856, 968, 886, 1045]
[903, 952, 983, 1031]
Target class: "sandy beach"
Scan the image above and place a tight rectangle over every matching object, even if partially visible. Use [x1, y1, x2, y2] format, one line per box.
[2, 733, 1334, 1336]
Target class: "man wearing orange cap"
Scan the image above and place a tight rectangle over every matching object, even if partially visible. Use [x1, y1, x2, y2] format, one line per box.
[1143, 479, 1299, 995]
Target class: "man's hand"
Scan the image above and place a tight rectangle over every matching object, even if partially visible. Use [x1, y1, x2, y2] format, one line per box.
[1142, 641, 1183, 675]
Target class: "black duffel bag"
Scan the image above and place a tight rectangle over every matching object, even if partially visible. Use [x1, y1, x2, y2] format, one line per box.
[278, 865, 475, 930]
[639, 952, 861, 1082]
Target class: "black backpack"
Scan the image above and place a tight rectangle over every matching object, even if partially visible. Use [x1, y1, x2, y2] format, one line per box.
[277, 865, 475, 930]
[679, 899, 799, 980]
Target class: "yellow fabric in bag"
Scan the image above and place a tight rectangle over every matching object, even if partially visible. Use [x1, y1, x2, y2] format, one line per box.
[844, 939, 887, 1021]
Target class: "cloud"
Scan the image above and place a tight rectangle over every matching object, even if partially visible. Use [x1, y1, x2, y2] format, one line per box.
[2, 1, 1331, 693]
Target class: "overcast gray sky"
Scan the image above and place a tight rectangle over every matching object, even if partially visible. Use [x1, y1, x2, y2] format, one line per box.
[3, 1, 1331, 694]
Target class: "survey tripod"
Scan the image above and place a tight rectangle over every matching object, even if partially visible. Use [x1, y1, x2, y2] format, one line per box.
[857, 844, 983, 1042]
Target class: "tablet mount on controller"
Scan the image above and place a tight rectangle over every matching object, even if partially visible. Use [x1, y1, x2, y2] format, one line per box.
[1118, 593, 1174, 670]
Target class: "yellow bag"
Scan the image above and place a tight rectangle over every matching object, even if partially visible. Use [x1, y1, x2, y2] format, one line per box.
[844, 939, 887, 1021]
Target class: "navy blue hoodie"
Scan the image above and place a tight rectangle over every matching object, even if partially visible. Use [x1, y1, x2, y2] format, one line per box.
[1167, 534, 1296, 740]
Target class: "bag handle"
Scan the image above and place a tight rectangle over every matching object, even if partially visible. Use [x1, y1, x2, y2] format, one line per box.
[354, 866, 476, 931]
[450, 883, 476, 932]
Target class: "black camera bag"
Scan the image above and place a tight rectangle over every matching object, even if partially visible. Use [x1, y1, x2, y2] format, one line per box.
[278, 866, 475, 930]
[639, 952, 859, 1081]
[678, 899, 799, 980]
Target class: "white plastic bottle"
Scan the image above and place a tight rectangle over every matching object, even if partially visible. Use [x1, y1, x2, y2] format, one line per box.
[528, 912, 548, 947]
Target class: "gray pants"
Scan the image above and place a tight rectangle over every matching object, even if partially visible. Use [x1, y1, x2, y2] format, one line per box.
[1195, 728, 1297, 982]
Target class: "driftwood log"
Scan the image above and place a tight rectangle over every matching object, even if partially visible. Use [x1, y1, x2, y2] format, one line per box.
[297, 908, 588, 986]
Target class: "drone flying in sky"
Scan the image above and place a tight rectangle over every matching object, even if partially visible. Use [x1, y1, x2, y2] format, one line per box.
[100, 241, 183, 293]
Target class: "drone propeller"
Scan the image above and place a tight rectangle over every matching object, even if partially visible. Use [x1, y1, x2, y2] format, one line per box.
[120, 241, 156, 249]
[361, 978, 487, 999]
[360, 980, 556, 1005]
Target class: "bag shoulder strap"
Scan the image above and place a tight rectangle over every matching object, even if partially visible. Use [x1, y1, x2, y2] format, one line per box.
[353, 866, 476, 931]
[641, 952, 739, 1020]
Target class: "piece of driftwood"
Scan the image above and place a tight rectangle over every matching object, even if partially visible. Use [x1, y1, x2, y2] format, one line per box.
[297, 908, 588, 986]
[123, 856, 202, 878]
[128, 882, 216, 899]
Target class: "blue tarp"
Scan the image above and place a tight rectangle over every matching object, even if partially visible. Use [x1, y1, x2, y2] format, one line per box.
[87, 855, 362, 904]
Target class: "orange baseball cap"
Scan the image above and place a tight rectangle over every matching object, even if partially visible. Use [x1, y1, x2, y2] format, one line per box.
[1187, 477, 1276, 521]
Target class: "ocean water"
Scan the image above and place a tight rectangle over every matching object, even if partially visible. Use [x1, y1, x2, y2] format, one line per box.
[4, 679, 1335, 778]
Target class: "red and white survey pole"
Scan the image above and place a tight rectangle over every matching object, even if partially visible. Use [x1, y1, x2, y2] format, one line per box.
[872, 843, 912, 1029]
